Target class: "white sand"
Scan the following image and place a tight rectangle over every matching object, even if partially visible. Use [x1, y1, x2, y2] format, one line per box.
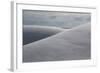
[23, 24, 91, 62]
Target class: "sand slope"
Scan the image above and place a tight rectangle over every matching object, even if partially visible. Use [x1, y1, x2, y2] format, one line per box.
[23, 25, 65, 45]
[23, 24, 91, 62]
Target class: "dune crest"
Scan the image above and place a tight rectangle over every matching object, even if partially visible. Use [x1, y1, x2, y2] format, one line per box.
[23, 24, 91, 62]
[23, 25, 65, 45]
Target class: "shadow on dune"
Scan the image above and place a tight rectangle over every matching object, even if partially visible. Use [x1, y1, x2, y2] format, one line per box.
[23, 24, 91, 62]
[23, 25, 65, 45]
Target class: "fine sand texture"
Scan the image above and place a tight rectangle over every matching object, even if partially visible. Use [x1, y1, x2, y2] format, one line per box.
[23, 24, 91, 62]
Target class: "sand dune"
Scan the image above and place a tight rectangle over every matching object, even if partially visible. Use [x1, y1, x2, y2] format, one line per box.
[23, 24, 91, 62]
[23, 25, 65, 45]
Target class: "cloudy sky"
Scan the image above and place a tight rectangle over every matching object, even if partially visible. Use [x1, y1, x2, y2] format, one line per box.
[23, 10, 91, 28]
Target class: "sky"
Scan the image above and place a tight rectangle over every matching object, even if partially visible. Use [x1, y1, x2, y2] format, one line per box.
[23, 10, 91, 29]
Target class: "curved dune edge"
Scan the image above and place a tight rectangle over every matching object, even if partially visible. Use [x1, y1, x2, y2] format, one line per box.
[23, 24, 91, 62]
[23, 25, 66, 45]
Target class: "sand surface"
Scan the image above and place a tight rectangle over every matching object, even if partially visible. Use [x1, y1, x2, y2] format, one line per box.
[23, 24, 91, 62]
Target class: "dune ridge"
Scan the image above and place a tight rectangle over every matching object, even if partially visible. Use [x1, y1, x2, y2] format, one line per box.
[23, 25, 66, 45]
[23, 24, 91, 62]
